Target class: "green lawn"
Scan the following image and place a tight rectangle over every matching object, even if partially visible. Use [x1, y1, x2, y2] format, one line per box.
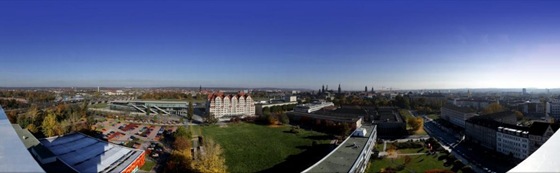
[399, 109, 414, 119]
[367, 153, 451, 173]
[140, 158, 156, 171]
[427, 114, 440, 120]
[193, 123, 332, 173]
[91, 103, 108, 108]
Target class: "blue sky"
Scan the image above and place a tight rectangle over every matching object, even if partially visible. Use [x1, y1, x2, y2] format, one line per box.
[1, 1, 560, 90]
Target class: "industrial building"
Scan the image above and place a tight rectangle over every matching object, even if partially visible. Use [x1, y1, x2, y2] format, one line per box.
[40, 133, 145, 173]
[110, 100, 189, 115]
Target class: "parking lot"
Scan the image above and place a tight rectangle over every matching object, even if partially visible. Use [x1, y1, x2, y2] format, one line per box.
[98, 121, 178, 150]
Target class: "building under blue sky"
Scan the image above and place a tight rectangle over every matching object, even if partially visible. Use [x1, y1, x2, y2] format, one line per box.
[1, 1, 560, 90]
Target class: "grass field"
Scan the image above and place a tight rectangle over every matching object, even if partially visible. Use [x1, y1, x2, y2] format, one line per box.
[140, 158, 156, 171]
[367, 152, 451, 173]
[192, 123, 333, 173]
[427, 114, 440, 120]
[91, 103, 108, 108]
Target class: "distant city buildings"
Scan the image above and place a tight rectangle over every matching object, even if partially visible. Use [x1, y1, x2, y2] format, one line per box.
[206, 92, 255, 120]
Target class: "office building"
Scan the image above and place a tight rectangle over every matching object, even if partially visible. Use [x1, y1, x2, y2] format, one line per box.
[496, 126, 530, 159]
[441, 104, 478, 128]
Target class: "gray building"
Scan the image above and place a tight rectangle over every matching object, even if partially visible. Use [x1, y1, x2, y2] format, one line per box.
[441, 104, 477, 128]
[528, 122, 560, 154]
[372, 107, 406, 137]
[465, 111, 523, 150]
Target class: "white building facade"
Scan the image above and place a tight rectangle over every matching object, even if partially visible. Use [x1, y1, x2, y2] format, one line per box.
[496, 126, 530, 160]
[206, 93, 255, 119]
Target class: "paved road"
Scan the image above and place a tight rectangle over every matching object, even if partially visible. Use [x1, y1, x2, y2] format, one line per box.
[423, 116, 505, 173]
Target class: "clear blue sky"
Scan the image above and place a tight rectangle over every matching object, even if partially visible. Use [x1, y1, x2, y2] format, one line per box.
[1, 1, 560, 90]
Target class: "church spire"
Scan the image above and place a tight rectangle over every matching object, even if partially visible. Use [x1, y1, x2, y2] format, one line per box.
[338, 84, 341, 94]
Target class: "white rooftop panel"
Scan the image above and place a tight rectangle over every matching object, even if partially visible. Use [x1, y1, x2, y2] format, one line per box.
[509, 130, 560, 172]
[0, 106, 45, 173]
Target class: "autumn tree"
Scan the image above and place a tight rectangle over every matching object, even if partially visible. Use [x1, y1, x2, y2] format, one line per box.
[165, 148, 193, 172]
[175, 126, 192, 139]
[407, 117, 423, 132]
[173, 136, 192, 151]
[514, 110, 524, 121]
[192, 138, 227, 173]
[42, 111, 63, 137]
[481, 103, 504, 115]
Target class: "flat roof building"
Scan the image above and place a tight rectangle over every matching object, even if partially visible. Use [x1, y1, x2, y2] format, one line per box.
[0, 106, 45, 173]
[303, 124, 377, 173]
[40, 133, 145, 173]
[294, 101, 335, 113]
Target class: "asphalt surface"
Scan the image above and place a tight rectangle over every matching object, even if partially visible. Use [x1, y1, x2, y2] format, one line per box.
[423, 116, 511, 173]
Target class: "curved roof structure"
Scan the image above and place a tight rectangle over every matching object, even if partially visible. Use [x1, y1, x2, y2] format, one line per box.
[0, 106, 45, 173]
[509, 128, 560, 172]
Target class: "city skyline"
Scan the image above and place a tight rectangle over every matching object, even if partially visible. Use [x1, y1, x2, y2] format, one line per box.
[2, 1, 560, 90]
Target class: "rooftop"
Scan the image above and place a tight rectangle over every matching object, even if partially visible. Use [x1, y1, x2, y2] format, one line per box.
[40, 133, 144, 173]
[304, 124, 376, 173]
[374, 107, 404, 123]
[11, 124, 56, 160]
[0, 106, 45, 173]
[528, 122, 560, 136]
[442, 104, 476, 113]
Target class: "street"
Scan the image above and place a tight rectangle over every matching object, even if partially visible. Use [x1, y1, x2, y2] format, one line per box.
[423, 116, 505, 173]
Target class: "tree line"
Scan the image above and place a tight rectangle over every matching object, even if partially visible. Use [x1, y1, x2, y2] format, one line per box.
[16, 102, 94, 137]
[0, 99, 27, 109]
[0, 90, 56, 103]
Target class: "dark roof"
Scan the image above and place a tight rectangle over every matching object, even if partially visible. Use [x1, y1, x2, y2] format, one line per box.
[442, 104, 476, 113]
[529, 122, 560, 136]
[374, 107, 403, 123]
[466, 115, 523, 130]
[481, 111, 515, 120]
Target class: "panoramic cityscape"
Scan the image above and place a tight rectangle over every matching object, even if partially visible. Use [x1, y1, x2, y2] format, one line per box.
[1, 1, 560, 173]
